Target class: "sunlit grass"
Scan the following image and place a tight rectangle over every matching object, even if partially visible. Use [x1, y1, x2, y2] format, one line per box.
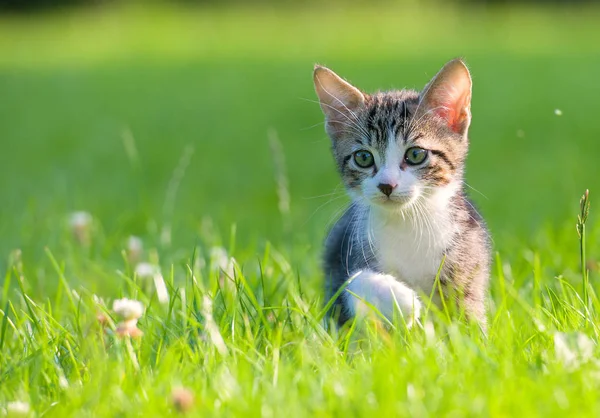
[2, 202, 600, 416]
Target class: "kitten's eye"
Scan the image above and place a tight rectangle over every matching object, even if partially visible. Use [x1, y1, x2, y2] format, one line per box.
[353, 150, 374, 168]
[404, 147, 428, 165]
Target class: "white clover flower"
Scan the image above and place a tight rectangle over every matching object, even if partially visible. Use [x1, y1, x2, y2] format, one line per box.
[112, 298, 144, 320]
[68, 211, 92, 228]
[134, 262, 158, 279]
[68, 211, 93, 245]
[126, 236, 143, 263]
[127, 236, 143, 253]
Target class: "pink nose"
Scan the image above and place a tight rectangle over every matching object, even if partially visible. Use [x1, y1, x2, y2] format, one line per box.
[377, 183, 396, 197]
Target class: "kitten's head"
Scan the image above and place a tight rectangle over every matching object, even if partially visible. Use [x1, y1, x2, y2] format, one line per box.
[314, 59, 472, 212]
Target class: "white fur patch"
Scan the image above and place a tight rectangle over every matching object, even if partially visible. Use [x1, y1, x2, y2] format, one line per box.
[368, 181, 460, 295]
[346, 270, 421, 327]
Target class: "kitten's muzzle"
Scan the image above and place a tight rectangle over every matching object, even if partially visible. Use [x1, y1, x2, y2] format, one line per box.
[377, 183, 396, 197]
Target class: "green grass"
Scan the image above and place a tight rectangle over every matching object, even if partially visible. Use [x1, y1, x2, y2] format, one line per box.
[2, 3, 600, 416]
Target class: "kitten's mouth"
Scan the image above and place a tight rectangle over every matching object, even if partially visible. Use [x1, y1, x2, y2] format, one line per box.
[370, 195, 413, 208]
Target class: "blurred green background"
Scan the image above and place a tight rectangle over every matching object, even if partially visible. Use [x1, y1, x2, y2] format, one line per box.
[1, 1, 599, 289]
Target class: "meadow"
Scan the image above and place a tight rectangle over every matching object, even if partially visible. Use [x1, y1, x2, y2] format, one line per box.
[1, 3, 600, 416]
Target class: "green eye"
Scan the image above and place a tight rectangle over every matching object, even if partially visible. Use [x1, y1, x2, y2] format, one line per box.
[353, 150, 374, 168]
[404, 147, 428, 165]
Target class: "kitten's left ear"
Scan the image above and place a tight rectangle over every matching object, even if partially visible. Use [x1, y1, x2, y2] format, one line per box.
[418, 58, 472, 136]
[313, 65, 365, 140]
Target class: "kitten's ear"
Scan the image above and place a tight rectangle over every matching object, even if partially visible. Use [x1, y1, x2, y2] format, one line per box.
[313, 65, 365, 139]
[418, 58, 472, 136]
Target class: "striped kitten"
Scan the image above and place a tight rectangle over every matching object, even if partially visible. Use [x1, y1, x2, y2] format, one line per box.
[314, 59, 491, 329]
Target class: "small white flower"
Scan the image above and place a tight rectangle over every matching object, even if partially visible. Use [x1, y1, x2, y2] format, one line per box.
[6, 401, 30, 416]
[112, 298, 144, 320]
[127, 236, 143, 253]
[126, 236, 144, 263]
[134, 262, 158, 279]
[68, 211, 93, 245]
[69, 211, 92, 228]
[554, 109, 563, 116]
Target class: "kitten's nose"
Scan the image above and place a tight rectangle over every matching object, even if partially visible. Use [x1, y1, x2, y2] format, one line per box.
[377, 183, 396, 197]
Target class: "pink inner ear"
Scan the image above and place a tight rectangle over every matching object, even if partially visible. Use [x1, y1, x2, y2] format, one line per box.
[431, 90, 470, 133]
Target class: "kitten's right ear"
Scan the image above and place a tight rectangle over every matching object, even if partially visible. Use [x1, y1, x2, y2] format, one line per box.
[313, 65, 365, 139]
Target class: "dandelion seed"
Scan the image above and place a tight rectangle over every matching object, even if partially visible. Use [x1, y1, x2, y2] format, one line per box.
[69, 211, 92, 245]
[554, 109, 563, 116]
[6, 401, 30, 416]
[171, 387, 195, 413]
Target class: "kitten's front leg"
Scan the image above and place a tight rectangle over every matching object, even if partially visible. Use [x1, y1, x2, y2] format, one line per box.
[345, 270, 421, 327]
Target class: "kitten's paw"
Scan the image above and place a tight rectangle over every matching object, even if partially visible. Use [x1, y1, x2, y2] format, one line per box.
[345, 270, 421, 327]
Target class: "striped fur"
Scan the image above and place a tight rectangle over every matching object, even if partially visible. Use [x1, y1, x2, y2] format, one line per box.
[314, 59, 491, 329]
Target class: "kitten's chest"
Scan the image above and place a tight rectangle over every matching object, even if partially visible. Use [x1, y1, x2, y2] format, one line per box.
[372, 220, 455, 293]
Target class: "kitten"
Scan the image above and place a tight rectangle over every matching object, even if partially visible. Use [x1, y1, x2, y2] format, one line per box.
[314, 59, 491, 329]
